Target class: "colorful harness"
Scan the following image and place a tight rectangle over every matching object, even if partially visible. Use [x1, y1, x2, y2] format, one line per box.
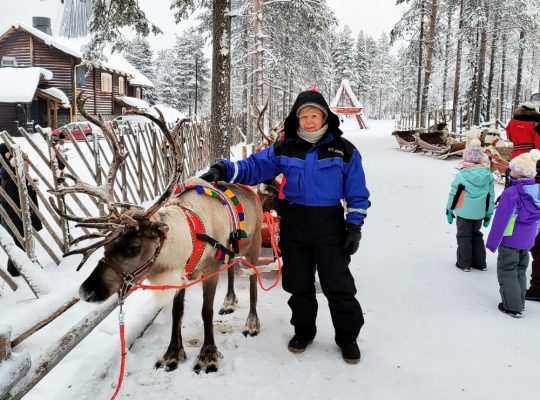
[173, 183, 248, 279]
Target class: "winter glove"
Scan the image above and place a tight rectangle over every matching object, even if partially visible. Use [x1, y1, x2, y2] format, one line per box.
[344, 223, 362, 255]
[446, 209, 454, 224]
[199, 161, 227, 183]
[483, 213, 492, 228]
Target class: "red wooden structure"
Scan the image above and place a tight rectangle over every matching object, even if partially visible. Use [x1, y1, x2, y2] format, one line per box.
[330, 80, 367, 129]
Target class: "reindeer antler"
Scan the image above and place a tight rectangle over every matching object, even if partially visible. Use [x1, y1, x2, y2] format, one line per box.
[48, 92, 135, 270]
[255, 98, 273, 143]
[127, 106, 189, 219]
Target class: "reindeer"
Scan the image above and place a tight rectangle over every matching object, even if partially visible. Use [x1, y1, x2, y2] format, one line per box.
[50, 94, 263, 373]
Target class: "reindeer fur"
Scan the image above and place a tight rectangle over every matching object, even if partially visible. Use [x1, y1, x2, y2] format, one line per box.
[79, 178, 263, 373]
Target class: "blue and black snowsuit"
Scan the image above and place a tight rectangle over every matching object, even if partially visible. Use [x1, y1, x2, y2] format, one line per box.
[220, 90, 370, 346]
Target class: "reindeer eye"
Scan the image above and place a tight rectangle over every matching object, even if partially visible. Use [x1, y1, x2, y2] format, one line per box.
[124, 244, 141, 258]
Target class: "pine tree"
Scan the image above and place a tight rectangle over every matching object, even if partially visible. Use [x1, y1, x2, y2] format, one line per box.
[123, 36, 158, 105]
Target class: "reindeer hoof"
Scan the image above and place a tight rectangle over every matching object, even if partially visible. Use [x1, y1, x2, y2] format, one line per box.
[194, 362, 219, 374]
[194, 344, 221, 373]
[156, 349, 186, 371]
[218, 307, 235, 315]
[242, 329, 258, 337]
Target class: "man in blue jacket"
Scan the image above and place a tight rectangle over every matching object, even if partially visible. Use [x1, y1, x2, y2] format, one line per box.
[200, 88, 370, 363]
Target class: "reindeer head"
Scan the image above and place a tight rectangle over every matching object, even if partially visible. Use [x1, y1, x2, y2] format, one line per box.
[50, 93, 187, 302]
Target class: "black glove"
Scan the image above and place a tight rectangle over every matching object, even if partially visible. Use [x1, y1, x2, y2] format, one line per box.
[199, 162, 227, 183]
[344, 223, 362, 255]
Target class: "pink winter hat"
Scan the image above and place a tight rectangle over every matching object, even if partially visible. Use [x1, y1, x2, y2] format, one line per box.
[463, 139, 484, 164]
[509, 149, 540, 178]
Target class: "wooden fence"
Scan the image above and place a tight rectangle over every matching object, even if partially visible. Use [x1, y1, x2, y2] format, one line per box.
[0, 116, 246, 398]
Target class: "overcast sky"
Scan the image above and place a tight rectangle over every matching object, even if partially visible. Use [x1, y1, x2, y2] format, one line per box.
[0, 0, 405, 51]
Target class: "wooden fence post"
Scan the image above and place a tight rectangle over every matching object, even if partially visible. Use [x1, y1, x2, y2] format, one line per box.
[1, 324, 11, 361]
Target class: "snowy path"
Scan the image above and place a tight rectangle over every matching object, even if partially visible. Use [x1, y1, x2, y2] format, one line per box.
[6, 119, 540, 400]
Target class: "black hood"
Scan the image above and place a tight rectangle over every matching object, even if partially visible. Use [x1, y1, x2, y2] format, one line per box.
[0, 143, 11, 165]
[284, 89, 343, 140]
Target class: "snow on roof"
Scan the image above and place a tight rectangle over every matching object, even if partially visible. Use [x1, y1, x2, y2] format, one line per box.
[105, 53, 154, 87]
[330, 79, 363, 108]
[116, 96, 150, 109]
[150, 104, 186, 123]
[0, 23, 153, 87]
[0, 67, 53, 103]
[38, 87, 71, 108]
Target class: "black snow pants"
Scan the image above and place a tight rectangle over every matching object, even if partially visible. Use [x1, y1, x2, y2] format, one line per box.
[278, 201, 364, 346]
[456, 216, 486, 270]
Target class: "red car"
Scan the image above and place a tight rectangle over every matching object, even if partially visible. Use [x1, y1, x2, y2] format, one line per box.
[52, 122, 99, 141]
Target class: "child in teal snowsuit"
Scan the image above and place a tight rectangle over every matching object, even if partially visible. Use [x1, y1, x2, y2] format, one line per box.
[446, 139, 495, 271]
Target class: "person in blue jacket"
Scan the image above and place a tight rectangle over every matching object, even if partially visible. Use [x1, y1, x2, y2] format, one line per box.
[200, 88, 370, 364]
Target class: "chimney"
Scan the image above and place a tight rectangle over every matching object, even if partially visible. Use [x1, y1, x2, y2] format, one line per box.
[32, 17, 52, 35]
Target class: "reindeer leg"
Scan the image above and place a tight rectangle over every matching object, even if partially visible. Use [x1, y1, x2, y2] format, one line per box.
[242, 274, 260, 337]
[156, 289, 187, 371]
[194, 274, 222, 373]
[219, 266, 238, 315]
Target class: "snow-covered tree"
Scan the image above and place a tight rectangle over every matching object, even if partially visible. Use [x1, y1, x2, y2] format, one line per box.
[123, 36, 158, 105]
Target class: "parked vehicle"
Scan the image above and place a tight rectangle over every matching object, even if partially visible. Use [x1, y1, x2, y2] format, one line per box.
[51, 122, 101, 141]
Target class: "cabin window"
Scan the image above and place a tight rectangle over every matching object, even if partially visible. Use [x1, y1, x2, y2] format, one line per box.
[1, 56, 17, 67]
[100, 72, 112, 93]
[135, 87, 141, 99]
[118, 76, 125, 95]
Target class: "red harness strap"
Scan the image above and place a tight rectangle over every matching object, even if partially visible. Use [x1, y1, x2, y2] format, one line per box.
[183, 208, 207, 279]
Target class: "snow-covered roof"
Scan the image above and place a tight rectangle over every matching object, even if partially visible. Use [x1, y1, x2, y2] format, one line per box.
[0, 23, 154, 87]
[0, 67, 53, 103]
[115, 96, 150, 109]
[330, 79, 363, 108]
[150, 104, 186, 123]
[106, 53, 154, 87]
[37, 87, 71, 108]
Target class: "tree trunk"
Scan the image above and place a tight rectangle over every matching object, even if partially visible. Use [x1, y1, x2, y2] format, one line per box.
[513, 29, 525, 111]
[473, 2, 489, 126]
[442, 2, 454, 123]
[252, 0, 263, 146]
[415, 0, 426, 127]
[485, 4, 500, 122]
[499, 33, 507, 120]
[209, 0, 231, 162]
[451, 0, 464, 133]
[420, 0, 437, 128]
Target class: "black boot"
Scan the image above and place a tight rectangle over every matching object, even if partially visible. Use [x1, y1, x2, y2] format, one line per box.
[7, 259, 20, 277]
[287, 335, 314, 353]
[340, 341, 361, 364]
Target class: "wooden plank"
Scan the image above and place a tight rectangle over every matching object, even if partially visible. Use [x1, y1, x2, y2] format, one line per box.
[0, 268, 18, 292]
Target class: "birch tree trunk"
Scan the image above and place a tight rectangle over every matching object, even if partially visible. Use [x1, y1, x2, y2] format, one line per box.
[252, 0, 263, 146]
[209, 0, 231, 162]
[451, 0, 464, 133]
[420, 0, 437, 128]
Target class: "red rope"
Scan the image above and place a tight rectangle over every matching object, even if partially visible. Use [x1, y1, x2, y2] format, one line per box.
[112, 211, 281, 399]
[111, 321, 126, 400]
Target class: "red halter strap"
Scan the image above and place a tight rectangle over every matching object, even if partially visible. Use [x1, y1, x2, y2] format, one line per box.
[183, 208, 207, 279]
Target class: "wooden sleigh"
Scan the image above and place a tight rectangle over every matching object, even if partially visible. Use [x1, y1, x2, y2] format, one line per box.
[392, 129, 421, 152]
[416, 123, 466, 159]
[484, 144, 513, 184]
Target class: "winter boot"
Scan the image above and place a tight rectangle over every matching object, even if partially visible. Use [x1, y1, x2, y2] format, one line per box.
[498, 303, 522, 318]
[339, 341, 361, 364]
[455, 262, 471, 272]
[525, 286, 540, 302]
[287, 335, 314, 353]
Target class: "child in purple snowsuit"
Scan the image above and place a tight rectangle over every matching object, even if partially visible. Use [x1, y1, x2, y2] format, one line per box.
[486, 149, 540, 317]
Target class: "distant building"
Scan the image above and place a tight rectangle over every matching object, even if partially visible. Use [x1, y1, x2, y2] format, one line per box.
[0, 17, 154, 135]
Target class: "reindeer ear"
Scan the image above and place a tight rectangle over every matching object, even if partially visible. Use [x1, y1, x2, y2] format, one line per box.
[140, 221, 169, 238]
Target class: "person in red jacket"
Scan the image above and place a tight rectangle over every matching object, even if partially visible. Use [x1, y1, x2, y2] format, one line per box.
[506, 93, 540, 158]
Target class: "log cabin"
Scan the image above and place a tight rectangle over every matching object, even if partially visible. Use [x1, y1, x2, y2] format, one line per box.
[0, 17, 154, 135]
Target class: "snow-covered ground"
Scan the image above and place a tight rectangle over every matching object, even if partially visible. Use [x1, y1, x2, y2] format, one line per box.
[2, 119, 539, 400]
